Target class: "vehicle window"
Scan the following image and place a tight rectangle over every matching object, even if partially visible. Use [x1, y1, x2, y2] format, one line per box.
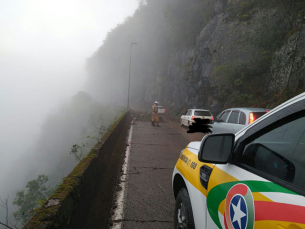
[236, 111, 305, 189]
[218, 110, 230, 122]
[228, 110, 239, 124]
[194, 111, 211, 116]
[253, 112, 266, 120]
[215, 112, 223, 121]
[239, 112, 246, 125]
[186, 110, 191, 116]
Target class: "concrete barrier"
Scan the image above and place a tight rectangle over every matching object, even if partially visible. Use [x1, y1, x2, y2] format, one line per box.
[25, 112, 131, 229]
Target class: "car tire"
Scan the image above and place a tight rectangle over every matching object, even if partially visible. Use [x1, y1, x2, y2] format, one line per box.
[174, 188, 195, 229]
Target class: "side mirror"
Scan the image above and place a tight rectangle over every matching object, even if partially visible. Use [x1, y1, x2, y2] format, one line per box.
[198, 133, 235, 164]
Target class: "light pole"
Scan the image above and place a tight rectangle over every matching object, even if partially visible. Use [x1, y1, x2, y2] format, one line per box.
[127, 42, 137, 110]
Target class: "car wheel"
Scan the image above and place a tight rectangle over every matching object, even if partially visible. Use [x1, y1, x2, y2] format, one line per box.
[174, 188, 195, 229]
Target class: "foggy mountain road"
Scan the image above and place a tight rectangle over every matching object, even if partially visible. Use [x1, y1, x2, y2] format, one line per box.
[5, 0, 305, 227]
[116, 118, 206, 229]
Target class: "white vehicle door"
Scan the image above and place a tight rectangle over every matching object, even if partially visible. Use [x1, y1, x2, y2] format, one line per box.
[181, 111, 187, 125]
[223, 110, 244, 134]
[236, 111, 247, 131]
[182, 110, 190, 125]
[205, 101, 305, 229]
[186, 110, 192, 125]
[212, 110, 231, 133]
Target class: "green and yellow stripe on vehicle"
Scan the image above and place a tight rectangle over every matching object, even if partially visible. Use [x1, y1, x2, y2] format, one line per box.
[176, 148, 305, 228]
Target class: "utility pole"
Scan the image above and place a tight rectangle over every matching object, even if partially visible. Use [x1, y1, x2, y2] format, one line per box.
[127, 42, 137, 110]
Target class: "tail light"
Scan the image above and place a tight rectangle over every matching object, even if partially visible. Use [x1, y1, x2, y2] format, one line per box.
[163, 109, 165, 112]
[266, 110, 269, 113]
[191, 116, 195, 120]
[249, 112, 254, 124]
[211, 117, 214, 121]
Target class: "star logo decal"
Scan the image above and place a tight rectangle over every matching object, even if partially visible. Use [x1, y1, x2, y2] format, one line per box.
[231, 197, 247, 229]
[229, 195, 248, 229]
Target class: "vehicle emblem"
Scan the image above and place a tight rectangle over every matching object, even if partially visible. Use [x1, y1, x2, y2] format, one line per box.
[207, 180, 305, 228]
[225, 184, 254, 229]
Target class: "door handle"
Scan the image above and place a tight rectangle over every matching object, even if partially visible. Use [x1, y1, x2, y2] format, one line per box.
[200, 165, 213, 189]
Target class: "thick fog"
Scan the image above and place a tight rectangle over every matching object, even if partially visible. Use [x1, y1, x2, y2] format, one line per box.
[0, 0, 139, 226]
[86, 0, 170, 108]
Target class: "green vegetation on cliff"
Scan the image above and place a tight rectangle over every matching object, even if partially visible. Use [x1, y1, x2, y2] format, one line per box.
[13, 175, 54, 225]
[7, 92, 124, 227]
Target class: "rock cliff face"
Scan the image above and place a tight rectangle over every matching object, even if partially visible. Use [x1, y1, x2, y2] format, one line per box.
[87, 0, 305, 114]
[153, 0, 305, 113]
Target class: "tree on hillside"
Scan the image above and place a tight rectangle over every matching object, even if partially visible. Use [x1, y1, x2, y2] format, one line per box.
[86, 0, 170, 105]
[0, 196, 13, 229]
[13, 175, 53, 225]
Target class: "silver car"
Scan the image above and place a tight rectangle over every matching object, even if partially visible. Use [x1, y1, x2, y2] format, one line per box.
[212, 108, 269, 134]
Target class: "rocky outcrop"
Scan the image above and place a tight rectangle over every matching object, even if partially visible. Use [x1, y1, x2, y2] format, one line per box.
[161, 0, 305, 112]
[87, 0, 305, 113]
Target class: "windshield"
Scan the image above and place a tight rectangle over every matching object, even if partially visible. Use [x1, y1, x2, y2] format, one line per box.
[194, 111, 211, 116]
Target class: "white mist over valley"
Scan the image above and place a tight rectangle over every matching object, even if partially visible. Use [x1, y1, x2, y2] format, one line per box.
[0, 0, 139, 227]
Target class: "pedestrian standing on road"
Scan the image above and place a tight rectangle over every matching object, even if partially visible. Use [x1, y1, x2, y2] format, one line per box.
[151, 101, 160, 127]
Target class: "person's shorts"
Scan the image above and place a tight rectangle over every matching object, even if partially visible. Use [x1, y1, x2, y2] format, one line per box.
[151, 113, 159, 122]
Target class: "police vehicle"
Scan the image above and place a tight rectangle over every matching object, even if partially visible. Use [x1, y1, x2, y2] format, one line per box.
[172, 93, 305, 229]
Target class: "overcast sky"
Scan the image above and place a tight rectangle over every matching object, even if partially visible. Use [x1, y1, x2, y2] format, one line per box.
[0, 0, 139, 169]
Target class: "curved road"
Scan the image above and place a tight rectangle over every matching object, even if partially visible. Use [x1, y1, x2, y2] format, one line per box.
[111, 117, 206, 229]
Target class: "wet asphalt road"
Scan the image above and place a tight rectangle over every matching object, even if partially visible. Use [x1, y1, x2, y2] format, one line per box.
[122, 117, 205, 229]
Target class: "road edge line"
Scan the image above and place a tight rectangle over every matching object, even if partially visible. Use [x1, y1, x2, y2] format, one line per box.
[110, 121, 133, 229]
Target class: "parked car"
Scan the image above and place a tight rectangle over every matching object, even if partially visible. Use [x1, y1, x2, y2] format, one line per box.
[181, 109, 214, 127]
[157, 106, 166, 115]
[212, 108, 269, 134]
[172, 93, 305, 229]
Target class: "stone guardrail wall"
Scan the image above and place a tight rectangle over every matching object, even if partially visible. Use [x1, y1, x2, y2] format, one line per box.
[24, 111, 131, 229]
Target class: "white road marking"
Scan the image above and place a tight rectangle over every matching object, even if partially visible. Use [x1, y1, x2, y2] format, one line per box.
[110, 122, 133, 229]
